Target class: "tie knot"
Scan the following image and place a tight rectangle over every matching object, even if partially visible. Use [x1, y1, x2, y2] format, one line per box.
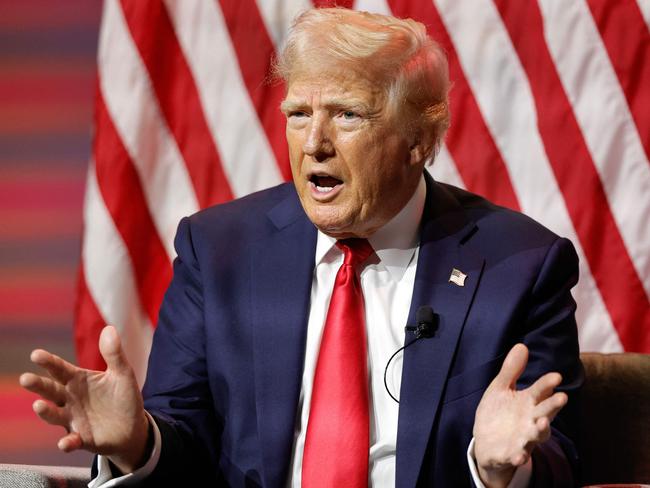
[336, 238, 374, 267]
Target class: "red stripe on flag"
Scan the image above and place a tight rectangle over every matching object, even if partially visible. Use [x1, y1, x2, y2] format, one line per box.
[494, 0, 650, 352]
[586, 0, 650, 163]
[94, 93, 173, 327]
[74, 265, 107, 370]
[217, 0, 292, 181]
[387, 0, 520, 211]
[119, 0, 234, 208]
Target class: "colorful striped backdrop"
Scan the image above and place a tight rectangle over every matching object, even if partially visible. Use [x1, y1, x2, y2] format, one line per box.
[0, 0, 100, 466]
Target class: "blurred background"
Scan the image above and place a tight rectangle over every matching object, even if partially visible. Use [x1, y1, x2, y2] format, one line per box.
[0, 0, 101, 466]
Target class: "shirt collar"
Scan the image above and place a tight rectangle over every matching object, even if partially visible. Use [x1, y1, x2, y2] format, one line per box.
[314, 175, 426, 281]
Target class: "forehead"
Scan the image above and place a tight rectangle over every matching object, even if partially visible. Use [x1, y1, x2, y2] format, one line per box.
[284, 68, 386, 106]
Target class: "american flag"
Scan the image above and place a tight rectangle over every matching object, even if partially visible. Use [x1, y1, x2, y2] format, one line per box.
[75, 0, 650, 384]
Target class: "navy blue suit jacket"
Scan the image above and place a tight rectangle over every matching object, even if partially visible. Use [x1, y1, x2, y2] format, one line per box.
[137, 172, 583, 487]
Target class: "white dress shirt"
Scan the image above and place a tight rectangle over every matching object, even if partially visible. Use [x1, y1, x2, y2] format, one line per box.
[287, 177, 425, 487]
[91, 175, 530, 487]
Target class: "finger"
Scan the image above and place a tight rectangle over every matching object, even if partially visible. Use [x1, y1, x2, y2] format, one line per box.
[58, 432, 83, 452]
[492, 343, 528, 390]
[20, 373, 67, 406]
[99, 326, 131, 374]
[533, 391, 568, 421]
[519, 418, 551, 456]
[30, 349, 75, 385]
[32, 399, 69, 428]
[511, 451, 530, 468]
[533, 417, 552, 443]
[527, 371, 563, 403]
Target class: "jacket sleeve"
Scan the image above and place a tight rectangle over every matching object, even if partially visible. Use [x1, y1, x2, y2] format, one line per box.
[137, 216, 225, 485]
[519, 237, 584, 487]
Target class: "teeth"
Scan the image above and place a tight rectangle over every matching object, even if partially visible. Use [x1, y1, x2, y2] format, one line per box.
[316, 185, 334, 193]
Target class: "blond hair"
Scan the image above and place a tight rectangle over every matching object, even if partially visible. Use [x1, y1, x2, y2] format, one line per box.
[275, 8, 451, 158]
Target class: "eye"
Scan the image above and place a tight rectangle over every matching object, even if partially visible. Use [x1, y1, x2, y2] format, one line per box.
[288, 111, 308, 118]
[341, 110, 359, 120]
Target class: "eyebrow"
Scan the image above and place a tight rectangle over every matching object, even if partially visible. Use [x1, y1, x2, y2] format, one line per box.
[280, 100, 304, 114]
[280, 97, 373, 114]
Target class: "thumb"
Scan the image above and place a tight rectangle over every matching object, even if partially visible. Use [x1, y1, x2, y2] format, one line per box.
[98, 325, 131, 374]
[493, 343, 529, 390]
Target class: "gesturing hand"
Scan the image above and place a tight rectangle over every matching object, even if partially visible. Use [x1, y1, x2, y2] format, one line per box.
[473, 344, 568, 488]
[19, 326, 150, 474]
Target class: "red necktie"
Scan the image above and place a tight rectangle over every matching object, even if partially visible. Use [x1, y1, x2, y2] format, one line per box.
[302, 238, 374, 488]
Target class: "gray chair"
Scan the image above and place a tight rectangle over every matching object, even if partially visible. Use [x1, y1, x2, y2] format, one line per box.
[0, 464, 90, 488]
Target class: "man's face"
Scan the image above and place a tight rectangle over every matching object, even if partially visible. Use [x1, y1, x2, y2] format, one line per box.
[282, 69, 424, 239]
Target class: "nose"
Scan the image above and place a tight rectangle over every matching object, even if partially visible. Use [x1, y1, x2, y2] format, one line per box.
[303, 113, 334, 162]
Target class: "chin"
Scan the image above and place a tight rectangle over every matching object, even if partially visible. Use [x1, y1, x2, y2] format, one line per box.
[314, 220, 369, 239]
[303, 200, 372, 237]
[308, 213, 353, 237]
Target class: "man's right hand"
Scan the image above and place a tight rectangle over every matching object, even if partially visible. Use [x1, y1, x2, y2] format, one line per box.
[19, 325, 150, 474]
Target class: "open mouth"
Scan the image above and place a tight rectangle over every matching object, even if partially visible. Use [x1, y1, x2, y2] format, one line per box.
[309, 174, 343, 194]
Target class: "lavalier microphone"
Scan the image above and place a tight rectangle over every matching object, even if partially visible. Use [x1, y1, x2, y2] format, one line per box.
[404, 305, 437, 339]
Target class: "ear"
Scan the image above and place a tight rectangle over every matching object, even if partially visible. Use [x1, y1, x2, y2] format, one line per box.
[409, 135, 434, 167]
[409, 143, 424, 166]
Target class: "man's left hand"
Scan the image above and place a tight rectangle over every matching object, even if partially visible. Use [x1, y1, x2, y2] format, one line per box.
[473, 343, 568, 488]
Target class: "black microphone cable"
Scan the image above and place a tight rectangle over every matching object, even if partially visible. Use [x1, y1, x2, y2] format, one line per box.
[383, 305, 437, 404]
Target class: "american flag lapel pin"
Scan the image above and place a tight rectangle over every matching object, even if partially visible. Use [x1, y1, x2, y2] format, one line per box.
[449, 268, 467, 287]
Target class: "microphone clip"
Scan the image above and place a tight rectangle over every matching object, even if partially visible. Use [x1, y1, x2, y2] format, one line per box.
[404, 306, 438, 339]
[405, 322, 435, 339]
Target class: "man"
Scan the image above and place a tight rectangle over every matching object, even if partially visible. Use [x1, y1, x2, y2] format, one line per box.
[20, 8, 583, 487]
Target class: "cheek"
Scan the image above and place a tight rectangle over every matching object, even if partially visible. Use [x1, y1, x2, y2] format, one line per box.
[286, 132, 304, 174]
[286, 131, 301, 156]
[340, 133, 384, 177]
[356, 164, 385, 194]
[348, 145, 403, 195]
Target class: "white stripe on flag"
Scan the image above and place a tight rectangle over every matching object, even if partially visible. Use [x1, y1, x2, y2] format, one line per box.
[355, 0, 392, 15]
[82, 161, 154, 385]
[430, 144, 465, 190]
[577, 270, 625, 353]
[256, 0, 312, 50]
[539, 0, 650, 299]
[164, 0, 283, 198]
[98, 0, 198, 259]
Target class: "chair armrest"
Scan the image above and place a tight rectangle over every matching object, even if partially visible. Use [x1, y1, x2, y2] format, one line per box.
[0, 463, 90, 488]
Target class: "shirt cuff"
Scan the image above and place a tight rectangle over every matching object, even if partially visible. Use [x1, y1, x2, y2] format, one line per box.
[467, 437, 533, 488]
[88, 411, 162, 488]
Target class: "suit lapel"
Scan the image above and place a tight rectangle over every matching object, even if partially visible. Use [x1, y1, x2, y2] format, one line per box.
[251, 190, 317, 488]
[396, 176, 485, 488]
